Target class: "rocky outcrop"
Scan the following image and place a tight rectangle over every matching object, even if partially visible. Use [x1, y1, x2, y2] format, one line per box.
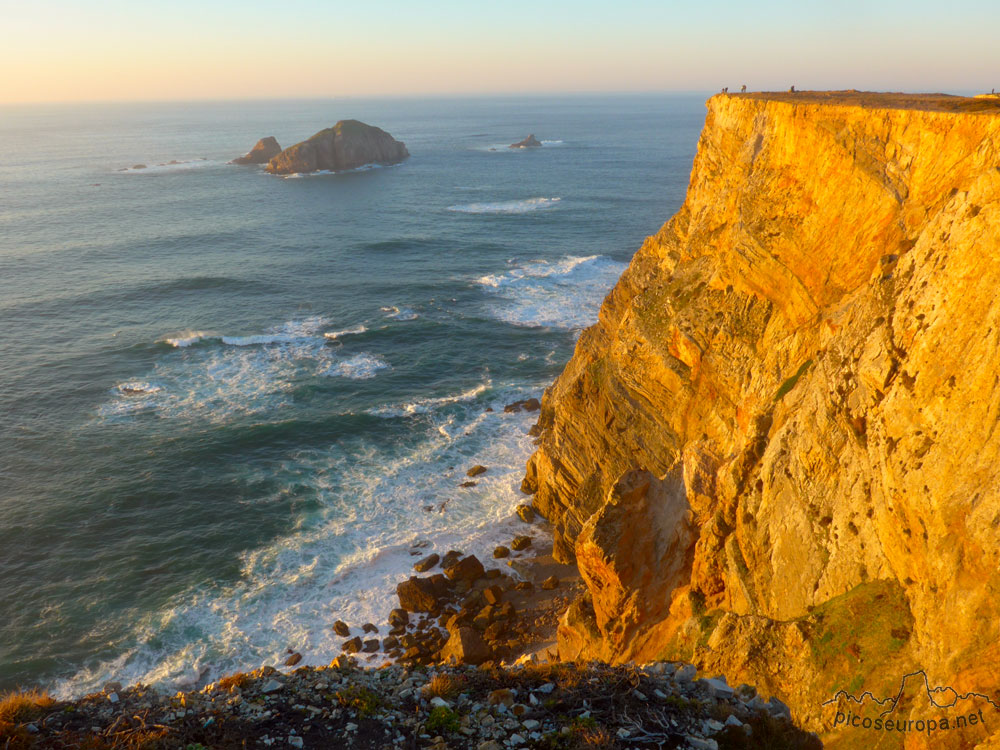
[510, 134, 542, 149]
[524, 91, 1000, 745]
[265, 120, 408, 175]
[231, 136, 281, 165]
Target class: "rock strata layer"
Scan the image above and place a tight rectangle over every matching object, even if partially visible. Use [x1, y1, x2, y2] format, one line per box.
[265, 120, 408, 175]
[522, 91, 1000, 746]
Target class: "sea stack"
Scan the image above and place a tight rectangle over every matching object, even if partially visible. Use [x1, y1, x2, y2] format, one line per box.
[265, 120, 409, 175]
[509, 134, 542, 149]
[522, 91, 1000, 738]
[231, 136, 282, 165]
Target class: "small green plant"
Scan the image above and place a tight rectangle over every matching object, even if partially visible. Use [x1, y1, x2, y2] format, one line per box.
[773, 359, 813, 401]
[334, 685, 383, 717]
[425, 705, 460, 733]
[186, 744, 209, 750]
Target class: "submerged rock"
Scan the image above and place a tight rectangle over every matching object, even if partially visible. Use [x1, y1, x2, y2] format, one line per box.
[265, 120, 408, 175]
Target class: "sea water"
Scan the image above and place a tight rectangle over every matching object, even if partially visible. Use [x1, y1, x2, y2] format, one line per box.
[0, 94, 705, 695]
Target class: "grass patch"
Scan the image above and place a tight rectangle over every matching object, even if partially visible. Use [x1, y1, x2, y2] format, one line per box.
[805, 579, 913, 696]
[334, 685, 383, 717]
[421, 673, 465, 700]
[773, 359, 813, 401]
[425, 705, 460, 733]
[0, 688, 56, 724]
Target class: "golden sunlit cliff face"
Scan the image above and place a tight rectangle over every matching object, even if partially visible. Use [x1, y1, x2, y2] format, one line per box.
[523, 92, 1000, 748]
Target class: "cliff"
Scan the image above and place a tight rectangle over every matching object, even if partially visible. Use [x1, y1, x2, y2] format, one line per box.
[265, 120, 409, 175]
[523, 91, 1000, 748]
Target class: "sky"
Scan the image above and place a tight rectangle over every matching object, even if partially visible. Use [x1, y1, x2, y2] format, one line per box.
[2, 0, 999, 103]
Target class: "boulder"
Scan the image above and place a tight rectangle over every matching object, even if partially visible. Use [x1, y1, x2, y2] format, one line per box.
[388, 608, 409, 628]
[396, 576, 443, 612]
[333, 620, 350, 637]
[284, 652, 302, 667]
[341, 637, 362, 654]
[444, 554, 486, 583]
[440, 550, 463, 568]
[466, 465, 488, 477]
[414, 553, 440, 572]
[541, 575, 559, 590]
[362, 639, 380, 653]
[511, 535, 532, 551]
[362, 622, 379, 634]
[266, 120, 409, 175]
[440, 626, 492, 665]
[509, 135, 542, 149]
[493, 546, 510, 559]
[232, 136, 282, 165]
[515, 504, 535, 523]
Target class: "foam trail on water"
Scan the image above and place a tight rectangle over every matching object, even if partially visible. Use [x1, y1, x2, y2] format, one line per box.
[447, 197, 561, 215]
[101, 316, 387, 423]
[477, 254, 627, 330]
[61, 382, 546, 697]
[320, 353, 390, 380]
[324, 325, 367, 340]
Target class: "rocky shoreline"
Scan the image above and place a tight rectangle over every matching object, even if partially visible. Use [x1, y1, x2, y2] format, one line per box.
[2, 659, 819, 749]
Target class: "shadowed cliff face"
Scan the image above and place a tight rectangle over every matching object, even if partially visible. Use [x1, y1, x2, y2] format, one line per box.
[524, 92, 1000, 747]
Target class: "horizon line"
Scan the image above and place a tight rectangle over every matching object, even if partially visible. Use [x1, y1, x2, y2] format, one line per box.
[0, 87, 986, 108]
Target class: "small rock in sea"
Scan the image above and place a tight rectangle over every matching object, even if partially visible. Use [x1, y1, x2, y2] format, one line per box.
[388, 608, 409, 627]
[511, 535, 532, 551]
[333, 620, 351, 637]
[493, 546, 510, 559]
[342, 637, 363, 654]
[362, 639, 380, 653]
[504, 398, 541, 413]
[362, 622, 379, 634]
[460, 481, 477, 488]
[382, 635, 399, 650]
[440, 550, 463, 568]
[541, 575, 559, 590]
[466, 465, 488, 477]
[284, 652, 302, 667]
[515, 504, 535, 523]
[414, 553, 440, 572]
[131, 164, 146, 169]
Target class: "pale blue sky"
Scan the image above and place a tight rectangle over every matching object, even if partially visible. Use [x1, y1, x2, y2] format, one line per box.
[3, 0, 998, 102]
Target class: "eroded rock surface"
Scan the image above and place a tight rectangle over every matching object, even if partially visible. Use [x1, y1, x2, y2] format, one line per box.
[265, 120, 408, 174]
[524, 91, 1000, 745]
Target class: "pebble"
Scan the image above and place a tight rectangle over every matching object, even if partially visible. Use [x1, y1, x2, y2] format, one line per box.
[288, 736, 304, 748]
[262, 679, 284, 693]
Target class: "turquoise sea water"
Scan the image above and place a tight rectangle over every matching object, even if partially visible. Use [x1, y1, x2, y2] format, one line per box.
[0, 94, 704, 694]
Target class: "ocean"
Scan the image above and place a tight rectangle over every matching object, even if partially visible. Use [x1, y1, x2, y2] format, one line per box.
[0, 94, 704, 695]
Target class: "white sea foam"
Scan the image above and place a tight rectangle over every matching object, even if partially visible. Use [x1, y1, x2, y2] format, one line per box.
[100, 316, 381, 422]
[323, 324, 367, 340]
[381, 305, 419, 321]
[116, 381, 162, 395]
[476, 254, 627, 330]
[320, 353, 390, 380]
[370, 381, 491, 418]
[164, 332, 212, 348]
[65, 382, 546, 697]
[447, 197, 561, 215]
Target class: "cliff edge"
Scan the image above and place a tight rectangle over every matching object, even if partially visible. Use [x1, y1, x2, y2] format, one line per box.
[523, 91, 1000, 748]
